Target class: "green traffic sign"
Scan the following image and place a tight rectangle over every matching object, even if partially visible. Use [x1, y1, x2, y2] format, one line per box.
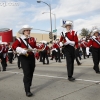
[53, 29, 57, 33]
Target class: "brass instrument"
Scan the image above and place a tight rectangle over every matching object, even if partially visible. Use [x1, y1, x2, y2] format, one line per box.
[17, 48, 42, 57]
[15, 48, 36, 57]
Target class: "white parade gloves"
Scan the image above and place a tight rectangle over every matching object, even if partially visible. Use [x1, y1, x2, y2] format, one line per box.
[64, 37, 75, 46]
[54, 48, 58, 52]
[16, 47, 27, 55]
[52, 48, 58, 52]
[33, 48, 37, 51]
[32, 48, 37, 53]
[92, 36, 96, 39]
[59, 42, 63, 46]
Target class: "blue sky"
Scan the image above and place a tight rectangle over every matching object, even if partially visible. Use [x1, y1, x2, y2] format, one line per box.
[0, 0, 100, 36]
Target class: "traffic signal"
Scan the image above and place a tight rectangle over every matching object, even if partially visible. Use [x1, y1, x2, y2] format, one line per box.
[49, 32, 52, 39]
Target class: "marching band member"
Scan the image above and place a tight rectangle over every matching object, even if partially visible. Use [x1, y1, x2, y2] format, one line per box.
[0, 42, 3, 64]
[87, 29, 100, 74]
[86, 40, 90, 58]
[1, 42, 8, 71]
[54, 38, 61, 62]
[50, 40, 57, 61]
[8, 45, 14, 64]
[60, 20, 78, 81]
[12, 25, 37, 97]
[38, 41, 43, 62]
[41, 40, 49, 64]
[80, 38, 87, 59]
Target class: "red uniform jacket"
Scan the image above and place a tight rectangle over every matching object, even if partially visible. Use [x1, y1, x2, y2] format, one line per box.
[0, 45, 3, 52]
[37, 44, 43, 49]
[41, 43, 49, 50]
[0, 45, 8, 53]
[60, 30, 78, 48]
[12, 37, 37, 50]
[53, 43, 60, 49]
[87, 38, 100, 48]
[80, 41, 87, 48]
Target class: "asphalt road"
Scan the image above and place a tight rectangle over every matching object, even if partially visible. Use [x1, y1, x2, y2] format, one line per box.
[0, 56, 100, 100]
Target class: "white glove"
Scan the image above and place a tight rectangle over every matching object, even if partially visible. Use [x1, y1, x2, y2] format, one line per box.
[22, 49, 27, 54]
[92, 36, 96, 39]
[59, 42, 63, 46]
[16, 47, 27, 54]
[64, 37, 71, 45]
[33, 48, 37, 51]
[68, 40, 75, 45]
[65, 37, 75, 46]
[54, 48, 58, 52]
[60, 48, 62, 51]
[64, 41, 70, 45]
[32, 48, 37, 53]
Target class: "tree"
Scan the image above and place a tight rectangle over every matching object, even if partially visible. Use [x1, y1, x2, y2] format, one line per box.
[80, 28, 89, 37]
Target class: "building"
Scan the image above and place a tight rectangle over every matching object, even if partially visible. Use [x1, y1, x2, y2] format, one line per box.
[16, 33, 54, 43]
[16, 32, 82, 42]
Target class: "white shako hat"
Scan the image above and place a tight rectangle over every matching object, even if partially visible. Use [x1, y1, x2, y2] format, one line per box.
[18, 25, 33, 34]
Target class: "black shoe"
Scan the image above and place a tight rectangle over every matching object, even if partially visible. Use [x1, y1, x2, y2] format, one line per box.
[78, 63, 82, 65]
[96, 71, 100, 74]
[58, 61, 62, 63]
[18, 67, 22, 69]
[3, 69, 6, 71]
[93, 67, 95, 71]
[68, 77, 75, 81]
[50, 58, 53, 60]
[26, 92, 33, 97]
[93, 68, 100, 73]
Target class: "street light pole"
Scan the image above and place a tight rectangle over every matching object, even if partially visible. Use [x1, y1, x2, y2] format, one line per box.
[54, 14, 56, 31]
[42, 12, 56, 31]
[37, 0, 53, 41]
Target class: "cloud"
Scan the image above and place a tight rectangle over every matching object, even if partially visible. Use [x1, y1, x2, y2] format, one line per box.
[31, 0, 100, 34]
[32, 0, 100, 21]
[0, 0, 100, 36]
[0, 0, 26, 27]
[0, 0, 37, 34]
[74, 14, 100, 32]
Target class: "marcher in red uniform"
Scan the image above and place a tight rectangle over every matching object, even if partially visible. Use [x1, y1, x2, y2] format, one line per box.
[80, 38, 87, 59]
[60, 20, 78, 81]
[87, 29, 100, 74]
[50, 40, 58, 61]
[1, 42, 8, 71]
[53, 39, 61, 62]
[8, 45, 14, 64]
[0, 42, 3, 64]
[38, 41, 43, 62]
[41, 40, 49, 64]
[12, 25, 37, 97]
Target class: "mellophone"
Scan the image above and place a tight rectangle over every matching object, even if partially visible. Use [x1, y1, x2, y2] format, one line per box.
[16, 48, 42, 57]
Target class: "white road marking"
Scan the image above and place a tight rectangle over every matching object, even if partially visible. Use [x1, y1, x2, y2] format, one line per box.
[5, 71, 100, 84]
